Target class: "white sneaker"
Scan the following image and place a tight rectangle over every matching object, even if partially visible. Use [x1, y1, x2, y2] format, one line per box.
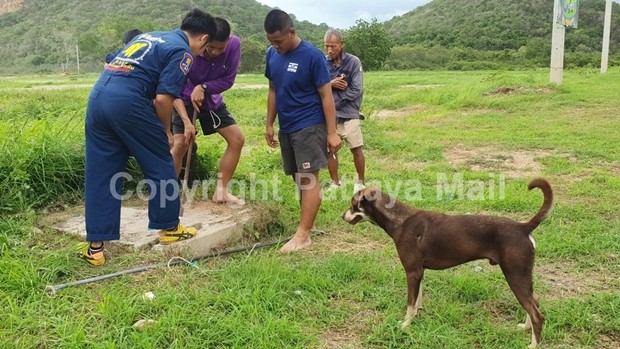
[353, 182, 366, 193]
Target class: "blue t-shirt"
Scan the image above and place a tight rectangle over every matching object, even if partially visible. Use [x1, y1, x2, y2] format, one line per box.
[265, 40, 330, 133]
[97, 29, 193, 100]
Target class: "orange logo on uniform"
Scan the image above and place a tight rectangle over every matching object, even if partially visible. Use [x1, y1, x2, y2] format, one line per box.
[180, 53, 193, 75]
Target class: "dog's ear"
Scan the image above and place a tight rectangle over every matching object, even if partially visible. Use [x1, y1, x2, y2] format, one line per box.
[353, 188, 366, 202]
[364, 187, 381, 201]
[353, 187, 381, 204]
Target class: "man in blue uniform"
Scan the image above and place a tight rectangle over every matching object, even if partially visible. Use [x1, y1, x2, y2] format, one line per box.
[83, 9, 217, 266]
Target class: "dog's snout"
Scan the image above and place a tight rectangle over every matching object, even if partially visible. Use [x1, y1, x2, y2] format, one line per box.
[342, 209, 353, 223]
[342, 208, 367, 225]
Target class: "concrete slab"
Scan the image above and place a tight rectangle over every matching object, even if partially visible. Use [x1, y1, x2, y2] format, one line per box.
[50, 200, 251, 253]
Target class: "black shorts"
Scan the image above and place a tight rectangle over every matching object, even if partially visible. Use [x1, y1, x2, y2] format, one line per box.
[172, 103, 236, 135]
[278, 123, 328, 175]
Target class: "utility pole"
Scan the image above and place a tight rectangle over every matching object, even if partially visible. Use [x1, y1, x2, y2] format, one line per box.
[76, 44, 80, 74]
[550, 0, 565, 84]
[601, 0, 612, 74]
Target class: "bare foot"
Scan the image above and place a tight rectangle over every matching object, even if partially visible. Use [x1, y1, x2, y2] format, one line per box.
[280, 234, 312, 253]
[212, 191, 245, 206]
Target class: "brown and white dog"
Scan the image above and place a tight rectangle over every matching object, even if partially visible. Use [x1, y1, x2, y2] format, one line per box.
[342, 178, 553, 348]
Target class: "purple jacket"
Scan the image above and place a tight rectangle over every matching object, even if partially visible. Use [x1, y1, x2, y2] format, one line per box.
[180, 35, 240, 111]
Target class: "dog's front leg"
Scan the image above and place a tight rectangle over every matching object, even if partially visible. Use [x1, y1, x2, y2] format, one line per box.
[400, 270, 423, 328]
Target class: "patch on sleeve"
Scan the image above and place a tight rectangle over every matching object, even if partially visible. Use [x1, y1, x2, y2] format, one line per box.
[179, 52, 193, 75]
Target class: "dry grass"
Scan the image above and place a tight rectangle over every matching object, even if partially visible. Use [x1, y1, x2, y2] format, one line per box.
[307, 230, 388, 258]
[484, 86, 555, 96]
[444, 145, 556, 178]
[318, 308, 378, 349]
[537, 260, 620, 301]
[372, 105, 426, 118]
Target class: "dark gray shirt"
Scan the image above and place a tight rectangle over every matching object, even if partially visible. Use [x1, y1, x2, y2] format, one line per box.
[326, 50, 364, 120]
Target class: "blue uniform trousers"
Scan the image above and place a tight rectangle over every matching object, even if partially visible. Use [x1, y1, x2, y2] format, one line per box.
[85, 78, 180, 241]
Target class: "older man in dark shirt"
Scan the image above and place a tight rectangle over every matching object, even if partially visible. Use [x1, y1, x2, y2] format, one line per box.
[324, 28, 366, 193]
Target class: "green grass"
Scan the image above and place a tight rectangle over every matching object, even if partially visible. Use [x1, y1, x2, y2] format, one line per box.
[1, 69, 620, 348]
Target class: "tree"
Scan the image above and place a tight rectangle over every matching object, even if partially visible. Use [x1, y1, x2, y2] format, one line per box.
[239, 36, 266, 73]
[344, 19, 393, 71]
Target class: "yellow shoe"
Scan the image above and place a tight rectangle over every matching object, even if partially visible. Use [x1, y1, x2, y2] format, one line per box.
[78, 243, 106, 266]
[158, 224, 197, 245]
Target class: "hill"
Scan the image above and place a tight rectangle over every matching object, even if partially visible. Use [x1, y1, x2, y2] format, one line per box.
[0, 0, 328, 73]
[1, 0, 619, 72]
[386, 0, 620, 51]
[383, 0, 620, 69]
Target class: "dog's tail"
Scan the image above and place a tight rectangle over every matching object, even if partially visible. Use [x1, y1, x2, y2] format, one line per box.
[526, 178, 553, 230]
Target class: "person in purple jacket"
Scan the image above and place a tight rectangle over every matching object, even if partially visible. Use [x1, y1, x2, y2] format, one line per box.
[171, 17, 245, 205]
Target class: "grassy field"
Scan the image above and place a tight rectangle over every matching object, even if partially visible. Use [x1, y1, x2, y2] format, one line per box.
[1, 69, 619, 348]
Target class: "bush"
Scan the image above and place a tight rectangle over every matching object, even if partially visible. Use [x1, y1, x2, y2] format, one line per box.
[0, 118, 85, 214]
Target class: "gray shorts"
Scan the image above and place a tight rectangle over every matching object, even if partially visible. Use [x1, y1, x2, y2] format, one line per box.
[279, 123, 328, 175]
[172, 103, 236, 135]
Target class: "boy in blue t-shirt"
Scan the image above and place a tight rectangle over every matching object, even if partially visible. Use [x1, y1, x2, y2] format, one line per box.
[264, 9, 341, 253]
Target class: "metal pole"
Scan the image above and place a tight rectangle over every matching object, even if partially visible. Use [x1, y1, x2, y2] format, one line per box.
[601, 0, 613, 74]
[45, 236, 294, 296]
[76, 44, 80, 74]
[550, 0, 565, 84]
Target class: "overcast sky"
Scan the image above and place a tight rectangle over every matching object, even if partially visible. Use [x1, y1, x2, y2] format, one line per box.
[256, 0, 432, 29]
[257, 0, 620, 29]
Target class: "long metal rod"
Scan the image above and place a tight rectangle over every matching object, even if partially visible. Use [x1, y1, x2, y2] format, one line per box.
[45, 236, 292, 297]
[180, 108, 198, 216]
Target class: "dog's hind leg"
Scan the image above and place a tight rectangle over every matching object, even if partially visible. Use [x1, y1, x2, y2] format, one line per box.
[501, 265, 544, 349]
[400, 270, 424, 328]
[517, 313, 532, 330]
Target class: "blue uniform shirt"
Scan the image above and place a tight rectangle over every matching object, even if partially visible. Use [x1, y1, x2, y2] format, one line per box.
[104, 48, 122, 64]
[99, 29, 193, 100]
[265, 40, 330, 134]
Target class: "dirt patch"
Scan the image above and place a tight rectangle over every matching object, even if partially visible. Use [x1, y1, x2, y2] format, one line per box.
[0, 0, 24, 14]
[318, 308, 377, 349]
[537, 260, 620, 301]
[484, 86, 555, 96]
[372, 105, 425, 118]
[596, 160, 620, 176]
[401, 84, 443, 89]
[308, 229, 387, 258]
[234, 83, 268, 89]
[0, 84, 93, 91]
[597, 333, 620, 349]
[444, 145, 552, 178]
[459, 108, 506, 116]
[33, 84, 93, 90]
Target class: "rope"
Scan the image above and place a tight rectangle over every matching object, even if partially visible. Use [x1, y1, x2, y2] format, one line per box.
[208, 109, 221, 128]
